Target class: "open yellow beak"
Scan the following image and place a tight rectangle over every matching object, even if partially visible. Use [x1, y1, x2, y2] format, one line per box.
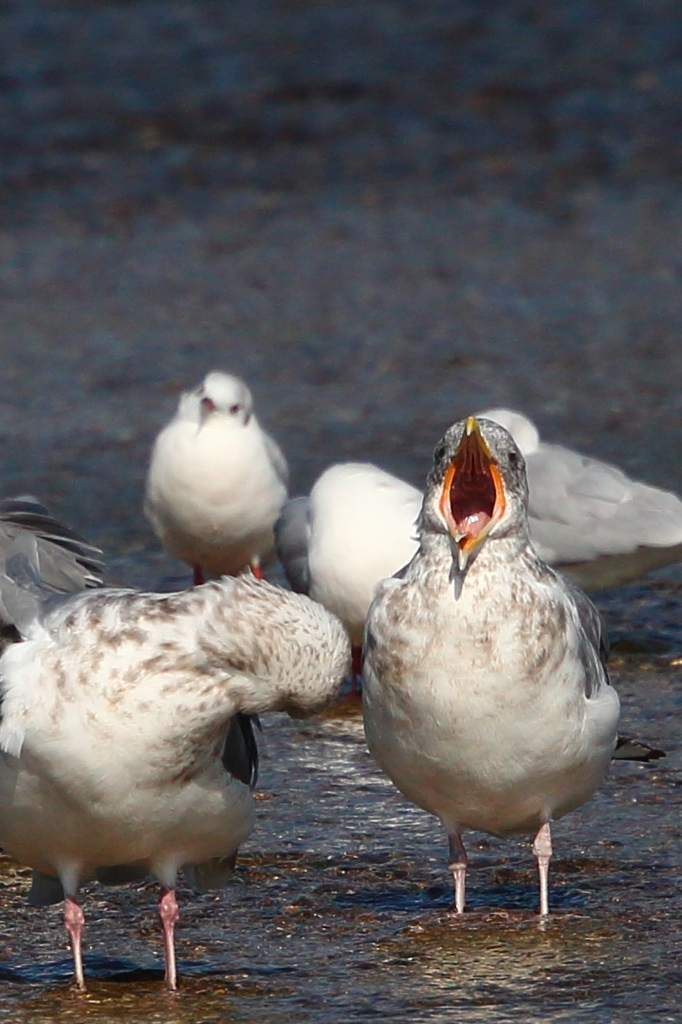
[439, 416, 507, 572]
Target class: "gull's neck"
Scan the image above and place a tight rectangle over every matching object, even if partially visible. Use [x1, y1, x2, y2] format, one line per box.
[415, 527, 535, 591]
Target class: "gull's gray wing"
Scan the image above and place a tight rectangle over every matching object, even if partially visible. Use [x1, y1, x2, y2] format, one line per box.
[527, 444, 682, 566]
[566, 578, 609, 665]
[0, 533, 85, 640]
[564, 577, 610, 698]
[0, 499, 105, 643]
[564, 574, 666, 762]
[0, 497, 104, 596]
[274, 496, 311, 594]
[264, 432, 290, 487]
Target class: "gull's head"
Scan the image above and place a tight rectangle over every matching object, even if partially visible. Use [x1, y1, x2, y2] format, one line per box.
[421, 416, 529, 581]
[475, 407, 540, 457]
[179, 372, 254, 428]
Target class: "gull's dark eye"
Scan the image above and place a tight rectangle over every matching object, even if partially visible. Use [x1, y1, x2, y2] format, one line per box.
[229, 403, 242, 415]
[434, 442, 447, 464]
[508, 450, 519, 467]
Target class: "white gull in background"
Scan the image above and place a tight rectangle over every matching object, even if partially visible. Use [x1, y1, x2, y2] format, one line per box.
[301, 463, 421, 647]
[277, 410, 682, 646]
[0, 557, 350, 989]
[145, 372, 288, 585]
[276, 464, 421, 684]
[362, 416, 622, 916]
[478, 408, 682, 590]
[275, 463, 422, 642]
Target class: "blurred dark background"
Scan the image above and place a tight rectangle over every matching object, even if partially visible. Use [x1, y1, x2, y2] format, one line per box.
[3, 0, 682, 207]
[0, 0, 681, 586]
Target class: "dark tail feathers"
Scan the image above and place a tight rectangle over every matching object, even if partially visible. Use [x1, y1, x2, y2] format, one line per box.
[613, 736, 666, 762]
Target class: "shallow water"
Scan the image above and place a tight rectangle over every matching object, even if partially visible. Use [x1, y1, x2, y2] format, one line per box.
[0, 661, 680, 1023]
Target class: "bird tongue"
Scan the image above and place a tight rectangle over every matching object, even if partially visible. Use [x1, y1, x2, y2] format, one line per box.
[454, 507, 491, 540]
[450, 485, 493, 540]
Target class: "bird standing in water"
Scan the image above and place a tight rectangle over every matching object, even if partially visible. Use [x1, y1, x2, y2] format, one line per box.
[145, 372, 288, 585]
[363, 416, 621, 916]
[0, 565, 349, 989]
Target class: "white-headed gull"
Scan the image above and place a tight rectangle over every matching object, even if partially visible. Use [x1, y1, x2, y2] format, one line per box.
[0, 557, 350, 989]
[478, 408, 682, 590]
[275, 464, 422, 685]
[145, 372, 288, 585]
[274, 466, 420, 630]
[362, 416, 621, 916]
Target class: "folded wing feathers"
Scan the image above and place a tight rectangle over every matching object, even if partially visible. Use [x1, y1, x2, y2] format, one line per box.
[0, 497, 105, 589]
[263, 433, 290, 488]
[527, 446, 682, 559]
[274, 496, 311, 594]
[222, 713, 260, 787]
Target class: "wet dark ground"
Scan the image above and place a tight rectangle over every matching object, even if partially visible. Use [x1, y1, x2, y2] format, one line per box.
[0, 672, 680, 1024]
[2, 0, 682, 1020]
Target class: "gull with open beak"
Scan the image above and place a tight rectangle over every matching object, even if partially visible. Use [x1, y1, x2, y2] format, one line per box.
[438, 417, 508, 595]
[362, 416, 622, 916]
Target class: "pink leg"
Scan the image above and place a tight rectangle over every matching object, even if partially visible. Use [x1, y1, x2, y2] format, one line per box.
[350, 645, 363, 695]
[64, 896, 86, 991]
[448, 830, 467, 914]
[158, 887, 180, 990]
[193, 565, 205, 587]
[532, 821, 553, 917]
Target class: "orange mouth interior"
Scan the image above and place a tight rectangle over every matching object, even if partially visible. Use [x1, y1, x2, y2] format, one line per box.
[439, 433, 506, 549]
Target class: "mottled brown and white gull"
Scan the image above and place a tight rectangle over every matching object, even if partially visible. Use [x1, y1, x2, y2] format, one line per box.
[362, 416, 622, 916]
[145, 372, 288, 585]
[0, 562, 350, 990]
